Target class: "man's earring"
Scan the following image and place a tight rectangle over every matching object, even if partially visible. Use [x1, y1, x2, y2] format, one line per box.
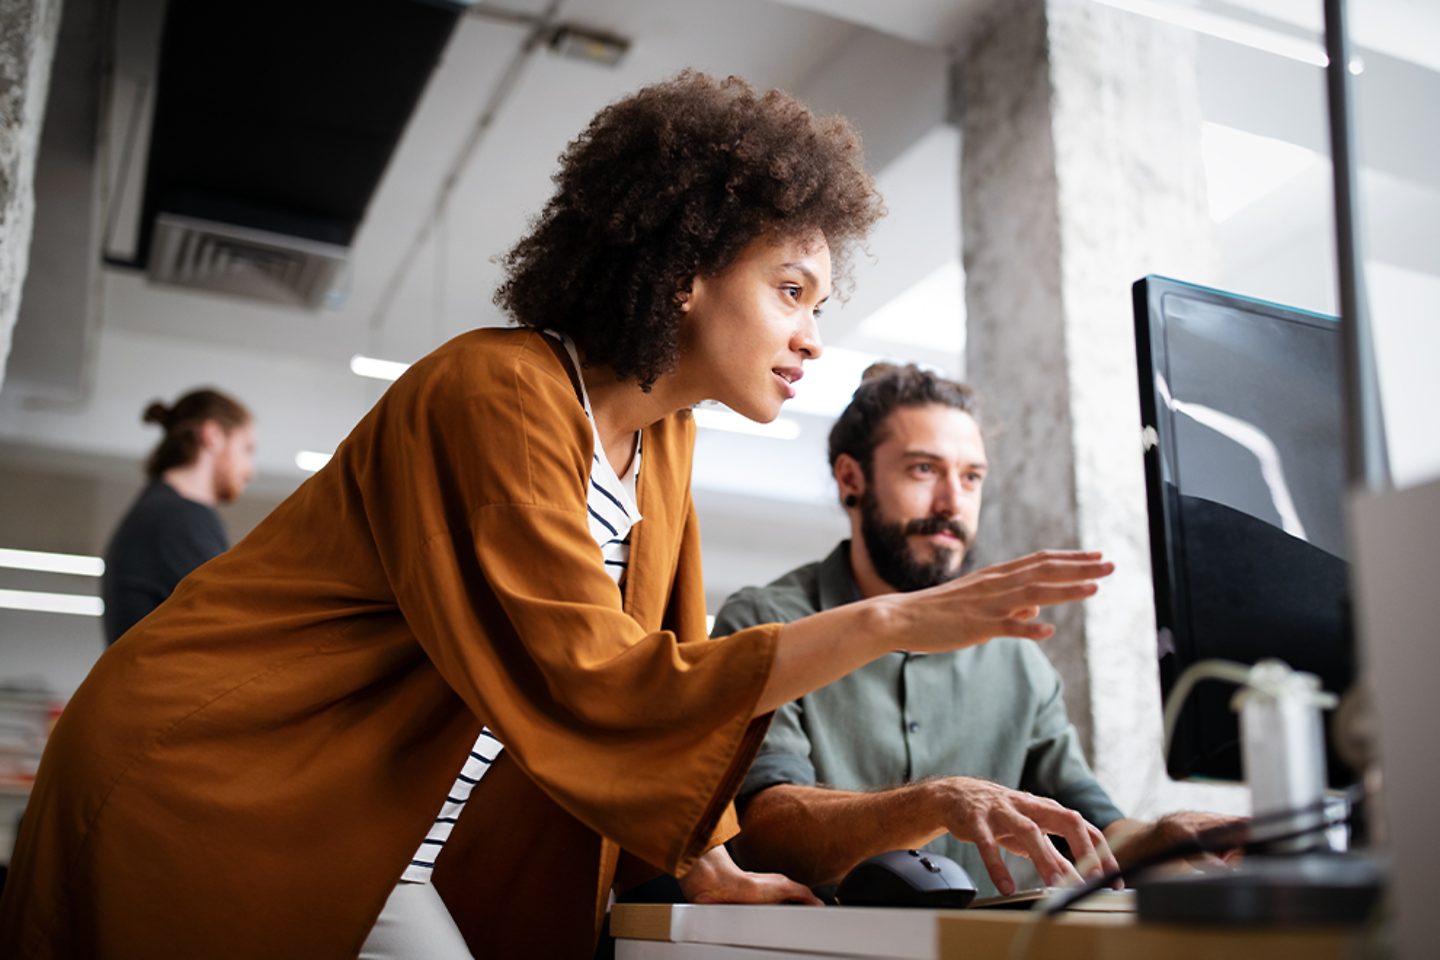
[844, 495, 858, 508]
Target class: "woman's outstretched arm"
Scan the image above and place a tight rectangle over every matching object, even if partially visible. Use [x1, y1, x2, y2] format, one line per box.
[752, 550, 1114, 717]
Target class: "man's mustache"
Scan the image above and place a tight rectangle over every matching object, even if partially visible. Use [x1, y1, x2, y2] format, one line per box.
[903, 515, 973, 547]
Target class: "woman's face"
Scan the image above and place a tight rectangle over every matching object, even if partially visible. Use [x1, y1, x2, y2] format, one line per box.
[678, 232, 830, 423]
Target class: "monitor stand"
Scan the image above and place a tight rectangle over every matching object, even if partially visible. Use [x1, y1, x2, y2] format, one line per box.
[1141, 662, 1385, 925]
[1135, 850, 1384, 925]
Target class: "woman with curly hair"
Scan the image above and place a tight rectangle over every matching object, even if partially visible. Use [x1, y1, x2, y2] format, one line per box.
[0, 72, 1111, 959]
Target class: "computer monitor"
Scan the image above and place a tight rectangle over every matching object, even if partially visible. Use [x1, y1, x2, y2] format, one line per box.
[1133, 276, 1358, 788]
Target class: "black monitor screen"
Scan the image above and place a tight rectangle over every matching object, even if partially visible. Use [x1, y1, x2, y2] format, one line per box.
[1133, 276, 1356, 787]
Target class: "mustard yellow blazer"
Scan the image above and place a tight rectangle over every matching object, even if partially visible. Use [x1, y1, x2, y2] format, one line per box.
[1, 328, 779, 959]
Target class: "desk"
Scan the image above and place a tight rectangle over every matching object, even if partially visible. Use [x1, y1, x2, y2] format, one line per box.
[611, 903, 1364, 959]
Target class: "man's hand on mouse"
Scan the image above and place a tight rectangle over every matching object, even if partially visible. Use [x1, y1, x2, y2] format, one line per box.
[1103, 811, 1248, 879]
[678, 845, 824, 905]
[926, 776, 1119, 895]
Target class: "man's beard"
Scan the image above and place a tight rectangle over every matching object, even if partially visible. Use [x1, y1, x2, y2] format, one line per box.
[859, 488, 973, 593]
[213, 463, 241, 504]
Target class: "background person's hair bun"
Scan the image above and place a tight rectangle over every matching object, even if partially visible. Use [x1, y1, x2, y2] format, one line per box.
[860, 362, 901, 383]
[140, 389, 250, 478]
[143, 402, 172, 428]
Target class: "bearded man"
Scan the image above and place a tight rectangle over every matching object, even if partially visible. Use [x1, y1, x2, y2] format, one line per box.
[714, 363, 1236, 899]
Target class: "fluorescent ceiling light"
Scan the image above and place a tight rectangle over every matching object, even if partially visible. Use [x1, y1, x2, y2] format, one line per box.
[296, 450, 334, 472]
[786, 346, 885, 418]
[1201, 121, 1320, 221]
[1214, 0, 1435, 74]
[351, 354, 410, 381]
[0, 547, 104, 577]
[0, 589, 104, 617]
[856, 260, 966, 355]
[787, 346, 949, 419]
[692, 407, 801, 440]
[550, 26, 631, 67]
[1092, 0, 1331, 67]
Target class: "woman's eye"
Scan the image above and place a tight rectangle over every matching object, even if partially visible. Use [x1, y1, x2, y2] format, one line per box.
[782, 285, 801, 300]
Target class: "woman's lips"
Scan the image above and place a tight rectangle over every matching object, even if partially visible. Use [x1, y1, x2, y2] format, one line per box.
[773, 367, 802, 399]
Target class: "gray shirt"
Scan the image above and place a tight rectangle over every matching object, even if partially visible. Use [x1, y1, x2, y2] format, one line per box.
[713, 542, 1123, 895]
[102, 480, 229, 645]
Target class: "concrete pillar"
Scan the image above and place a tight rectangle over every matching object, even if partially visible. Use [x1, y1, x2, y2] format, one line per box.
[0, 0, 64, 394]
[10, 0, 108, 404]
[955, 0, 1244, 817]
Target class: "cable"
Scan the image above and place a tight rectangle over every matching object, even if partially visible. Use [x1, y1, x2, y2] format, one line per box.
[1123, 658, 1292, 837]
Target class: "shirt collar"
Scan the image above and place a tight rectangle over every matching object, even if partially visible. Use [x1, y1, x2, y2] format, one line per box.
[818, 540, 864, 611]
[820, 539, 925, 657]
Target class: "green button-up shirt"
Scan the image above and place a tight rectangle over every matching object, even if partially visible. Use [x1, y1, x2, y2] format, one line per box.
[713, 542, 1123, 896]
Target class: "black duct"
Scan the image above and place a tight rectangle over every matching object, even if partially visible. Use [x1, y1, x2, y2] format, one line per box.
[135, 0, 465, 305]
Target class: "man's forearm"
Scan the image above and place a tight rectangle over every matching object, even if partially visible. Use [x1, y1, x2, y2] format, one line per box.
[732, 783, 947, 887]
[737, 777, 1119, 895]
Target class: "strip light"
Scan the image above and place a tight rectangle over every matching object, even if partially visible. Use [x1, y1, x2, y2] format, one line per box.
[692, 407, 801, 441]
[1092, 0, 1336, 68]
[350, 355, 410, 381]
[296, 451, 334, 473]
[0, 589, 104, 617]
[0, 547, 104, 577]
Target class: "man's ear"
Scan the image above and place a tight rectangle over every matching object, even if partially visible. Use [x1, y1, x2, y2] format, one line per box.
[834, 453, 865, 508]
[198, 419, 226, 454]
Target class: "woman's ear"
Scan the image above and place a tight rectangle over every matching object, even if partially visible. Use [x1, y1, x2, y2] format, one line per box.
[678, 273, 710, 314]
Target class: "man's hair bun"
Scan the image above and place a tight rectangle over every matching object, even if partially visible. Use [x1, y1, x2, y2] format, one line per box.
[143, 402, 172, 427]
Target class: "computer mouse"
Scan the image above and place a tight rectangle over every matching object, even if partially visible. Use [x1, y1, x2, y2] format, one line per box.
[835, 849, 978, 909]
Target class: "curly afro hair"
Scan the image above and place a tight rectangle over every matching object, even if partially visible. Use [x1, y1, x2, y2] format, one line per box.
[494, 70, 885, 390]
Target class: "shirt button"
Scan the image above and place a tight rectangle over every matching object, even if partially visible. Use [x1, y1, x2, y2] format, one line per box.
[908, 721, 920, 733]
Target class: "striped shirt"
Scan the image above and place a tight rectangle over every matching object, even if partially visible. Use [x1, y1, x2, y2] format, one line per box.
[402, 332, 640, 883]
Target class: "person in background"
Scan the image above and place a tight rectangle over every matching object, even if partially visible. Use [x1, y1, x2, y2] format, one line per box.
[101, 388, 256, 645]
[717, 363, 1238, 899]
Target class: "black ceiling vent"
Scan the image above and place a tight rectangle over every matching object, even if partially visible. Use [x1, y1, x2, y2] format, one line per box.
[137, 0, 466, 308]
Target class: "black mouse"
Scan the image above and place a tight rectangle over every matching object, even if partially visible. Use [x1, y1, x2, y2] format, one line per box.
[835, 849, 978, 909]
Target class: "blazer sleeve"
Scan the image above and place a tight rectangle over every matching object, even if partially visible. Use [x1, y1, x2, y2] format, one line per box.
[712, 587, 818, 804]
[353, 332, 779, 874]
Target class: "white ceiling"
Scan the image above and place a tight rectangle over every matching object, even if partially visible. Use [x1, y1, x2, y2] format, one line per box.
[1, 0, 1436, 599]
[0, 0, 1436, 701]
[3, 0, 961, 480]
